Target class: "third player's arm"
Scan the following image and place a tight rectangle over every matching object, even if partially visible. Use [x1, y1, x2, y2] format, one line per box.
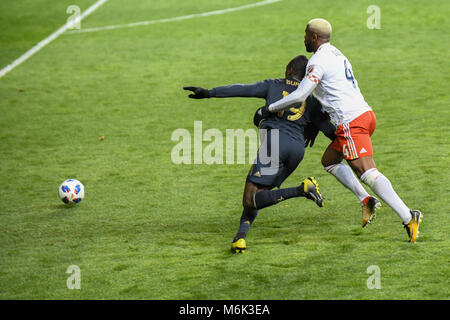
[309, 98, 336, 140]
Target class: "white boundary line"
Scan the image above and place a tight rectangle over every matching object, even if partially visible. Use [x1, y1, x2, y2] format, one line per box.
[67, 0, 281, 34]
[0, 0, 281, 79]
[0, 0, 108, 79]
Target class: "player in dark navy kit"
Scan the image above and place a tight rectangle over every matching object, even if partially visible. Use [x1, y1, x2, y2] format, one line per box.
[184, 55, 336, 253]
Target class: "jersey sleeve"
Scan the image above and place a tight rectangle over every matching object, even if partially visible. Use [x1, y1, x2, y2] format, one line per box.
[305, 62, 325, 85]
[210, 80, 270, 99]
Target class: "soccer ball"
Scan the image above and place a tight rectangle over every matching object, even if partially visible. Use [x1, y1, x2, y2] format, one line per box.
[58, 179, 85, 204]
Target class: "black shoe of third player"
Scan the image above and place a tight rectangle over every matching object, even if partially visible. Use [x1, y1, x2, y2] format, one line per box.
[300, 177, 323, 207]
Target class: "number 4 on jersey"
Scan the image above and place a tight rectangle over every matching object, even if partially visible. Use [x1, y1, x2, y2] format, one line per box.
[344, 60, 357, 89]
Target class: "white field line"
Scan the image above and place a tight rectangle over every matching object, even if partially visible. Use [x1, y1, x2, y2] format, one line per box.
[0, 0, 108, 79]
[66, 0, 282, 34]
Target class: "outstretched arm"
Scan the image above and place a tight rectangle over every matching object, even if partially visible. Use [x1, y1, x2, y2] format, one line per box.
[184, 80, 270, 99]
[211, 81, 270, 98]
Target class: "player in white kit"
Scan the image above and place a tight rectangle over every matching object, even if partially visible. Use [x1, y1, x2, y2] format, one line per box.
[262, 18, 422, 242]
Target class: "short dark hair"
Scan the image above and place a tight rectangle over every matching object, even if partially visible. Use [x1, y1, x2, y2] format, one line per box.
[285, 55, 309, 80]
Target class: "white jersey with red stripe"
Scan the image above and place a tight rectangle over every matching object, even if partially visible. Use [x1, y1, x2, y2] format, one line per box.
[306, 42, 372, 126]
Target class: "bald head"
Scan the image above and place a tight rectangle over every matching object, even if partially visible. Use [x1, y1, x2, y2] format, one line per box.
[304, 18, 332, 52]
[307, 18, 332, 39]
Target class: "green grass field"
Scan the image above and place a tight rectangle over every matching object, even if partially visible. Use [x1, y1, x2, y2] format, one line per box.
[0, 0, 449, 300]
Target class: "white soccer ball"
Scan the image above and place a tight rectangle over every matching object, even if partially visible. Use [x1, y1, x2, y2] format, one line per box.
[58, 179, 85, 204]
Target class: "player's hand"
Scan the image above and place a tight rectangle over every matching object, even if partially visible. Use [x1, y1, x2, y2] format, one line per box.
[253, 106, 271, 127]
[304, 122, 320, 148]
[183, 86, 210, 99]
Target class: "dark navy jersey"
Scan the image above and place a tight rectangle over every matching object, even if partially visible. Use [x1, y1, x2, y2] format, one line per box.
[210, 78, 336, 143]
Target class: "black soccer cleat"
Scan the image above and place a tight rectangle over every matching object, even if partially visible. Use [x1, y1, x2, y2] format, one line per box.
[301, 177, 323, 207]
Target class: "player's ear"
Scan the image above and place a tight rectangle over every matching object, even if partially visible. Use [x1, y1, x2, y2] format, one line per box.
[285, 66, 291, 78]
[312, 32, 319, 42]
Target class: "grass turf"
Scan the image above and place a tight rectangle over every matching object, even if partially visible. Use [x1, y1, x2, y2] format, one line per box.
[0, 0, 449, 299]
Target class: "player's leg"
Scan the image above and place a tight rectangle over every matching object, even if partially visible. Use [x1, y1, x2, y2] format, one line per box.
[232, 174, 319, 254]
[349, 157, 409, 223]
[235, 180, 267, 241]
[248, 132, 323, 209]
[231, 131, 321, 253]
[232, 128, 281, 253]
[323, 111, 383, 227]
[345, 111, 421, 241]
[250, 176, 323, 209]
[322, 145, 375, 207]
[348, 157, 422, 242]
[231, 180, 265, 253]
[247, 179, 323, 210]
[233, 169, 321, 252]
[233, 172, 310, 239]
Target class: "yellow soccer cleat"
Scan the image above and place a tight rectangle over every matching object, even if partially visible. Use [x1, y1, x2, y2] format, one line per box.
[403, 210, 423, 243]
[362, 196, 381, 228]
[301, 177, 323, 207]
[231, 238, 247, 253]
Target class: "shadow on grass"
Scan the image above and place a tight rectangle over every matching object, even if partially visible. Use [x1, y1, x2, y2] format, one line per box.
[49, 203, 82, 218]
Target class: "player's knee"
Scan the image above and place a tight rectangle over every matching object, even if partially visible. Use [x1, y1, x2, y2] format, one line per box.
[321, 154, 330, 167]
[323, 162, 341, 174]
[322, 154, 342, 168]
[321, 147, 343, 167]
[348, 157, 377, 178]
[242, 191, 256, 209]
[359, 168, 382, 187]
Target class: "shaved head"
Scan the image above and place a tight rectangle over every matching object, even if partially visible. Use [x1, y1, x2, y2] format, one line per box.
[307, 18, 332, 39]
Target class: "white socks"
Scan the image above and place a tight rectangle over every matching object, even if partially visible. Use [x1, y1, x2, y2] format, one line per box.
[359, 168, 411, 224]
[325, 164, 412, 224]
[325, 163, 370, 203]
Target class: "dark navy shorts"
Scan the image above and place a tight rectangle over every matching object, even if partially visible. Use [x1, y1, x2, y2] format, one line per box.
[247, 129, 305, 189]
